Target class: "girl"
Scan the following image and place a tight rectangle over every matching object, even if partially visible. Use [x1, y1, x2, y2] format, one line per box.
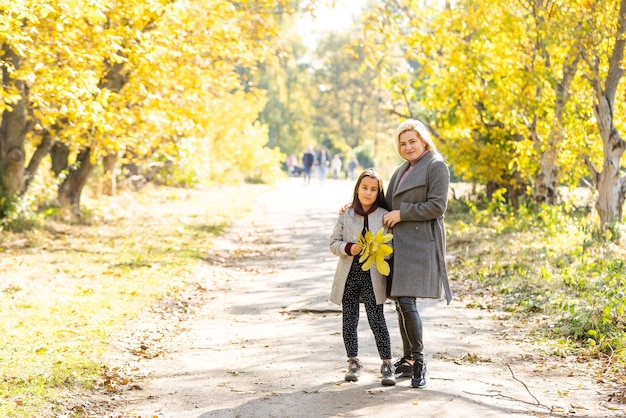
[329, 169, 395, 386]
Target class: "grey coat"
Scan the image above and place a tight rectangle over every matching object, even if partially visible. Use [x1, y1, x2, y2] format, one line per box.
[329, 207, 391, 306]
[386, 152, 452, 304]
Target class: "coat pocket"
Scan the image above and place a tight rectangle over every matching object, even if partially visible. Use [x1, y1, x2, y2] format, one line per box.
[414, 220, 435, 242]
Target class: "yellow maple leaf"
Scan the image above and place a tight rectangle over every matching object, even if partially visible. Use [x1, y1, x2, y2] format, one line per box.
[356, 230, 373, 263]
[356, 228, 393, 275]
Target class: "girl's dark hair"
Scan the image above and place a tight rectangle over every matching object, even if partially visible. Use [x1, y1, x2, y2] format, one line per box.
[351, 169, 390, 211]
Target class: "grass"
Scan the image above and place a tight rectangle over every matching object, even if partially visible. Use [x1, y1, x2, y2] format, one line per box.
[445, 197, 626, 380]
[0, 183, 269, 417]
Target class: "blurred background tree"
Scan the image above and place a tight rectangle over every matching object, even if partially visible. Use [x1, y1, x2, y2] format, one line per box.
[1, 0, 625, 231]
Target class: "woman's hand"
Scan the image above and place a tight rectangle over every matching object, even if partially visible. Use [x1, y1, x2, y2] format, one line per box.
[338, 203, 351, 215]
[383, 210, 401, 228]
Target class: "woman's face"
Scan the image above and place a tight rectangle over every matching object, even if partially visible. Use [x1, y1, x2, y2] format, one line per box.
[398, 129, 426, 163]
[357, 176, 380, 210]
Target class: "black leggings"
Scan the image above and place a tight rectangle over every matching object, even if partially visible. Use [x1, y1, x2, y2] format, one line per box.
[342, 258, 392, 359]
[395, 297, 424, 362]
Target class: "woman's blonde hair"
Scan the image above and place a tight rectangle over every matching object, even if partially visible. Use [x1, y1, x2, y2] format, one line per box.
[393, 119, 442, 160]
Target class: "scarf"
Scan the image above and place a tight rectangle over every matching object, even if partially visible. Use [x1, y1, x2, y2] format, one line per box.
[353, 200, 377, 231]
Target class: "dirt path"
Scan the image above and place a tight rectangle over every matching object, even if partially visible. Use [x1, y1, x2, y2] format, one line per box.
[102, 177, 625, 418]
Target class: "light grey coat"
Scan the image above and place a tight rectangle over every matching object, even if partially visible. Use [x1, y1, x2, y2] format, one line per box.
[329, 207, 391, 306]
[386, 152, 452, 304]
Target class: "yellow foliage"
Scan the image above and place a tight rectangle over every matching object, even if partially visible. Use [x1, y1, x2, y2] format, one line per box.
[2, 0, 297, 186]
[356, 227, 393, 276]
[361, 0, 604, 194]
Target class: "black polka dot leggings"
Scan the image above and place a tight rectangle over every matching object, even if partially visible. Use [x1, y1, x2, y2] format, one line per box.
[341, 258, 392, 359]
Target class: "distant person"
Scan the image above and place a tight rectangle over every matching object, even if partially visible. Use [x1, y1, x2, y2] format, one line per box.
[331, 154, 342, 179]
[329, 169, 395, 386]
[286, 154, 298, 177]
[302, 146, 315, 185]
[317, 146, 330, 184]
[348, 157, 358, 180]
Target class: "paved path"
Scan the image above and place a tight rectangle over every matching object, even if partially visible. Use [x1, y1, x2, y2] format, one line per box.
[109, 177, 624, 418]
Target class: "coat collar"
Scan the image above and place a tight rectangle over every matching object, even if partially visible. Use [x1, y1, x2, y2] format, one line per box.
[393, 152, 435, 195]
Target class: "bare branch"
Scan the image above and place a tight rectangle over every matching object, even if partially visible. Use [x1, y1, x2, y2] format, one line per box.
[463, 364, 552, 411]
[584, 155, 600, 185]
[386, 107, 411, 119]
[601, 345, 615, 375]
[604, 0, 626, 107]
[506, 363, 541, 406]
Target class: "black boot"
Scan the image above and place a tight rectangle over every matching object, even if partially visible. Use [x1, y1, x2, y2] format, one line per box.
[410, 360, 428, 388]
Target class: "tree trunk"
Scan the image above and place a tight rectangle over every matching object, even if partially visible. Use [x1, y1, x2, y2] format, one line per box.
[619, 176, 626, 219]
[586, 129, 626, 225]
[485, 181, 499, 201]
[0, 44, 28, 198]
[58, 148, 94, 218]
[584, 0, 626, 228]
[96, 62, 128, 196]
[22, 132, 54, 193]
[102, 152, 119, 196]
[534, 146, 559, 205]
[533, 46, 580, 206]
[50, 142, 70, 176]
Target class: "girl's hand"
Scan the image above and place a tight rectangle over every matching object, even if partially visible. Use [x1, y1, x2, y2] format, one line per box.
[350, 244, 362, 255]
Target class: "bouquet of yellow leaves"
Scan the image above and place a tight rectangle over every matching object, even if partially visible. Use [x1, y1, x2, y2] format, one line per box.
[356, 227, 393, 275]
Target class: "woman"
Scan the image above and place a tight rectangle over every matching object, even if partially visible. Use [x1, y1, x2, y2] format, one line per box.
[383, 119, 452, 389]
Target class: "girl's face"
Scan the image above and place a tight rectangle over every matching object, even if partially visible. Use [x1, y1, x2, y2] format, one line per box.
[357, 176, 380, 210]
[398, 129, 426, 163]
